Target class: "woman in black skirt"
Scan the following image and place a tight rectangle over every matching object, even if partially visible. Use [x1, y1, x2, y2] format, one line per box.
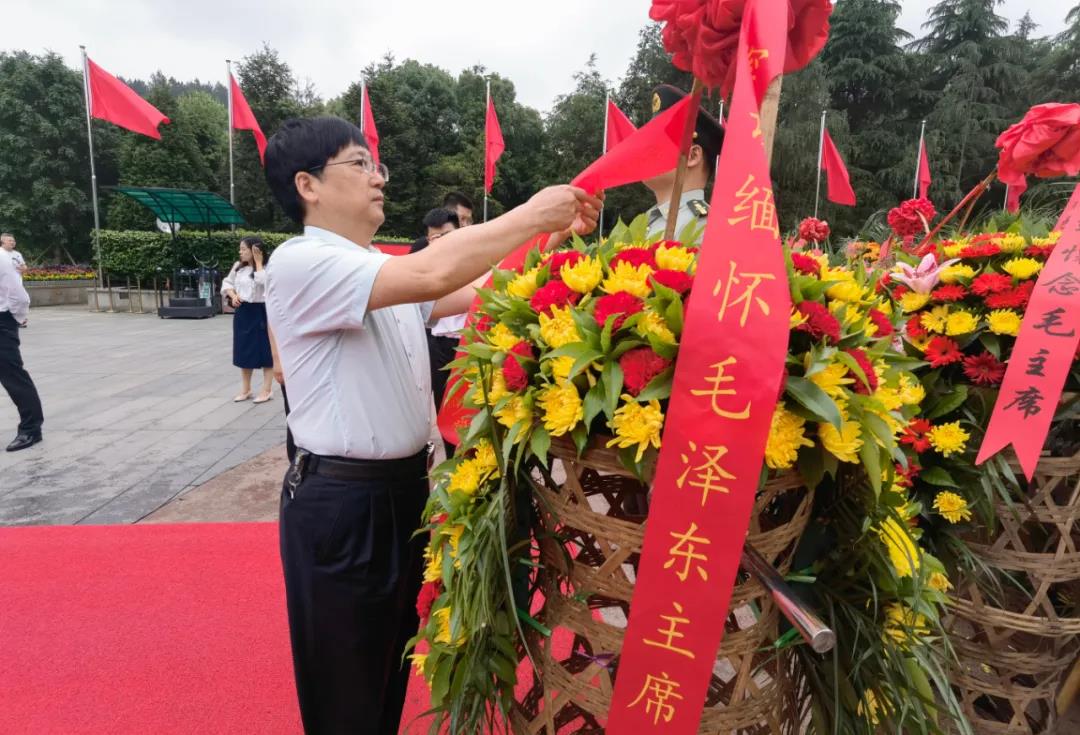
[221, 237, 274, 403]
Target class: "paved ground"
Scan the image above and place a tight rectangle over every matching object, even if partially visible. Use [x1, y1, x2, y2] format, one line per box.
[0, 306, 289, 525]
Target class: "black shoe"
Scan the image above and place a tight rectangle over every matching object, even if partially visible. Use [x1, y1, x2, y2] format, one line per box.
[6, 433, 42, 452]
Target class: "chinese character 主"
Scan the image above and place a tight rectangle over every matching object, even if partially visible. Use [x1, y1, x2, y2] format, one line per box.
[1033, 307, 1076, 338]
[1026, 348, 1050, 378]
[727, 174, 780, 237]
[1004, 385, 1046, 420]
[713, 260, 776, 328]
[689, 357, 752, 420]
[664, 522, 711, 583]
[642, 601, 696, 659]
[627, 672, 684, 725]
[676, 441, 737, 507]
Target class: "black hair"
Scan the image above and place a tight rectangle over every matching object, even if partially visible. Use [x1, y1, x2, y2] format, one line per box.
[422, 208, 460, 232]
[442, 191, 474, 212]
[265, 117, 368, 224]
[237, 236, 267, 279]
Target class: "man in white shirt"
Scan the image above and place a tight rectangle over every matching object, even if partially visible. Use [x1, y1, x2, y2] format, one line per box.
[1, 233, 27, 275]
[262, 116, 599, 735]
[0, 248, 43, 451]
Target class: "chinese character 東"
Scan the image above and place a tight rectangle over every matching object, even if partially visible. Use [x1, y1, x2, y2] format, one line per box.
[665, 522, 711, 583]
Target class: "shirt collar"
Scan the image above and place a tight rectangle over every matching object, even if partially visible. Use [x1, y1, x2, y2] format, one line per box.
[653, 188, 706, 212]
[303, 225, 378, 252]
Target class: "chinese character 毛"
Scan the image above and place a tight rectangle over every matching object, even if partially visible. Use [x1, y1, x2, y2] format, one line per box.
[713, 260, 776, 328]
[642, 601, 696, 659]
[1033, 307, 1076, 338]
[676, 441, 737, 507]
[689, 357, 752, 420]
[627, 672, 684, 725]
[665, 522, 711, 582]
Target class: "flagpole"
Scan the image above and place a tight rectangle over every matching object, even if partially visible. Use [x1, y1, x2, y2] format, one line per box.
[80, 46, 104, 306]
[814, 109, 826, 218]
[359, 78, 366, 133]
[913, 119, 926, 199]
[1004, 183, 1010, 211]
[715, 98, 724, 175]
[227, 60, 235, 206]
[599, 91, 610, 239]
[484, 79, 491, 223]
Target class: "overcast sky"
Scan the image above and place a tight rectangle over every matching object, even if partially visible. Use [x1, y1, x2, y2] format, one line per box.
[4, 1, 1070, 115]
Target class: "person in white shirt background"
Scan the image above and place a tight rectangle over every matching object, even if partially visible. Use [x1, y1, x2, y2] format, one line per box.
[1, 232, 27, 275]
[220, 236, 274, 404]
[262, 116, 600, 735]
[0, 246, 43, 451]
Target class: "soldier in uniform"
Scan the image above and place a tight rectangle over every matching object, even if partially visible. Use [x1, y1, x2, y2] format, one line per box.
[643, 84, 725, 239]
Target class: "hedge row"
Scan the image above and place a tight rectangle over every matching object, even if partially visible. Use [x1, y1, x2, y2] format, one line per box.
[96, 229, 414, 278]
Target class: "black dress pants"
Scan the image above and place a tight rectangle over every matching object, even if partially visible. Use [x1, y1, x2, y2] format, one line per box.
[279, 457, 428, 735]
[0, 311, 43, 436]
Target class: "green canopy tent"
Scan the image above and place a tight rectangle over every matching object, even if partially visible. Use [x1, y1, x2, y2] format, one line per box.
[108, 187, 245, 318]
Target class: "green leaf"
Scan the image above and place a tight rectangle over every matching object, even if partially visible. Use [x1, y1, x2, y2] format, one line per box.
[600, 316, 616, 354]
[797, 447, 826, 490]
[664, 294, 684, 335]
[919, 466, 959, 488]
[635, 367, 674, 402]
[863, 412, 897, 452]
[979, 332, 1001, 359]
[430, 649, 453, 705]
[602, 360, 624, 418]
[785, 376, 843, 430]
[860, 441, 883, 495]
[833, 350, 870, 390]
[926, 384, 969, 419]
[583, 382, 604, 426]
[571, 423, 589, 455]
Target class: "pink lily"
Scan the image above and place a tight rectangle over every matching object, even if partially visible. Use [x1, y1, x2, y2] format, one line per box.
[889, 253, 958, 293]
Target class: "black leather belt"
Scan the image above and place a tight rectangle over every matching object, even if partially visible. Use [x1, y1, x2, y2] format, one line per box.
[287, 446, 430, 494]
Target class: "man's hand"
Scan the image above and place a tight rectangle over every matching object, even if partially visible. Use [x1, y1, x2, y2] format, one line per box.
[522, 185, 602, 236]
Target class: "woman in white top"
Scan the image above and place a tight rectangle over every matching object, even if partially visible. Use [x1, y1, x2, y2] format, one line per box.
[221, 237, 274, 403]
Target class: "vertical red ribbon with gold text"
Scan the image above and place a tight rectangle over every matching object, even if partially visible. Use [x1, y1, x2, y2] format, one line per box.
[977, 182, 1080, 479]
[607, 1, 792, 732]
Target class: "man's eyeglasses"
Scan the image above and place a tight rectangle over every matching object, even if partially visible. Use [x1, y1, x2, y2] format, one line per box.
[307, 157, 389, 182]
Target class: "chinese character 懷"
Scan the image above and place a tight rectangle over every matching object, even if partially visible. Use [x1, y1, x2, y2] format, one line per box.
[713, 260, 776, 328]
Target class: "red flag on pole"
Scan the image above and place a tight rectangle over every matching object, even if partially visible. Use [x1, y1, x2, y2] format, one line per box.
[606, 98, 637, 150]
[86, 58, 169, 139]
[821, 129, 856, 206]
[484, 95, 505, 194]
[229, 74, 267, 165]
[361, 84, 380, 167]
[918, 137, 932, 199]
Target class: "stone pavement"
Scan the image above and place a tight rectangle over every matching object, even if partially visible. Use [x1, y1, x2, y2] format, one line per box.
[0, 306, 288, 525]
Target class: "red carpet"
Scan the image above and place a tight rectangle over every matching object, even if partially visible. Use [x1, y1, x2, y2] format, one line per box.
[0, 523, 437, 734]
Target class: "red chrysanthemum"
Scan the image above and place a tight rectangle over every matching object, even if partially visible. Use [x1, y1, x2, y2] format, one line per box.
[894, 461, 922, 487]
[888, 198, 937, 238]
[844, 348, 878, 395]
[593, 292, 645, 331]
[1025, 244, 1055, 258]
[529, 279, 581, 315]
[891, 284, 911, 301]
[620, 346, 673, 396]
[798, 217, 831, 243]
[900, 419, 933, 454]
[867, 309, 895, 337]
[906, 314, 928, 340]
[501, 341, 534, 391]
[611, 248, 658, 270]
[985, 281, 1035, 309]
[971, 273, 1013, 296]
[474, 314, 494, 333]
[651, 269, 694, 294]
[545, 250, 585, 275]
[925, 336, 964, 367]
[795, 300, 842, 344]
[932, 284, 968, 302]
[791, 252, 821, 276]
[416, 581, 441, 622]
[962, 352, 1007, 386]
[957, 242, 1002, 259]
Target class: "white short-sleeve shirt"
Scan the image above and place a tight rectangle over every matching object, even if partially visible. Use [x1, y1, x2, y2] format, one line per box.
[265, 226, 435, 460]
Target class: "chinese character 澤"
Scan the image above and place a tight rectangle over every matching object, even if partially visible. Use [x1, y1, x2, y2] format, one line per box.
[727, 174, 780, 237]
[665, 522, 711, 582]
[1004, 385, 1046, 420]
[689, 357, 752, 420]
[1033, 307, 1076, 338]
[713, 260, 776, 328]
[642, 601, 696, 659]
[1026, 348, 1050, 378]
[628, 672, 684, 725]
[676, 441, 737, 507]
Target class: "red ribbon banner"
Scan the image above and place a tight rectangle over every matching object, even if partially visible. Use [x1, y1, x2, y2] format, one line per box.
[606, 1, 792, 732]
[977, 182, 1080, 479]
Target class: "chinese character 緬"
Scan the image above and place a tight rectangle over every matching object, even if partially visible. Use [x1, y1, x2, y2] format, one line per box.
[713, 260, 776, 328]
[689, 357, 752, 420]
[677, 441, 737, 507]
[727, 174, 780, 237]
[665, 522, 711, 582]
[628, 672, 684, 725]
[642, 601, 696, 659]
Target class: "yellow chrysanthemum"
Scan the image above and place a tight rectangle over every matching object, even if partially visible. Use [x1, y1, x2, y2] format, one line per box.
[933, 491, 972, 524]
[878, 517, 920, 578]
[823, 267, 865, 303]
[873, 384, 905, 412]
[987, 309, 1021, 336]
[547, 355, 576, 382]
[448, 458, 484, 497]
[442, 524, 465, 564]
[945, 310, 979, 336]
[506, 268, 540, 299]
[820, 419, 863, 464]
[606, 396, 664, 461]
[829, 300, 864, 328]
[495, 395, 532, 431]
[857, 689, 892, 726]
[920, 305, 950, 334]
[900, 291, 932, 312]
[928, 421, 969, 457]
[601, 260, 654, 297]
[883, 602, 929, 648]
[898, 375, 926, 406]
[998, 233, 1026, 253]
[789, 307, 809, 329]
[876, 298, 894, 316]
[943, 242, 967, 258]
[929, 572, 953, 592]
[487, 323, 522, 352]
[434, 607, 466, 646]
[655, 243, 696, 273]
[939, 264, 976, 284]
[410, 651, 428, 675]
[423, 541, 443, 583]
[538, 305, 580, 348]
[1002, 257, 1042, 280]
[538, 381, 583, 437]
[1032, 231, 1061, 246]
[809, 362, 854, 399]
[765, 405, 814, 470]
[477, 369, 509, 407]
[636, 309, 676, 344]
[561, 257, 603, 294]
[472, 440, 500, 478]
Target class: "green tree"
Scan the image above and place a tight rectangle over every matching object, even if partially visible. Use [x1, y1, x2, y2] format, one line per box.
[544, 55, 607, 186]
